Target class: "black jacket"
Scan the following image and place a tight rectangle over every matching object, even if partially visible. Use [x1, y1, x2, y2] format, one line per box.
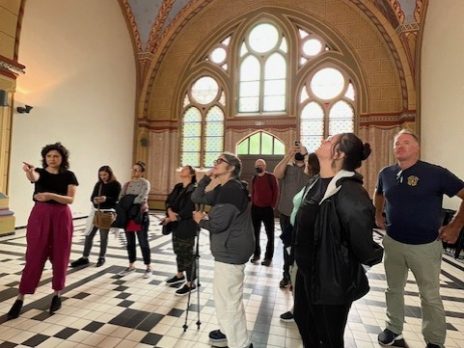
[295, 171, 383, 305]
[112, 194, 142, 228]
[165, 182, 197, 239]
[90, 181, 121, 209]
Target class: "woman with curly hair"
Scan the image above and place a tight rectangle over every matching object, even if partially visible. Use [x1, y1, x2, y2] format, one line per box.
[7, 142, 79, 320]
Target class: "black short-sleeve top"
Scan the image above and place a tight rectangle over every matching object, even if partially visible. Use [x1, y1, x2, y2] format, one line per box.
[33, 168, 79, 204]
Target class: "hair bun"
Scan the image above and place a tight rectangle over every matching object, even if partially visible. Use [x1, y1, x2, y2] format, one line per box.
[361, 143, 371, 160]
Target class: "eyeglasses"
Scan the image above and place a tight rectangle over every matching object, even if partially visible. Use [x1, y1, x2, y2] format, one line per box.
[213, 158, 231, 166]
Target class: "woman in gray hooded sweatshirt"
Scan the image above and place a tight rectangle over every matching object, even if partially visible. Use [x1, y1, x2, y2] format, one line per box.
[192, 152, 254, 348]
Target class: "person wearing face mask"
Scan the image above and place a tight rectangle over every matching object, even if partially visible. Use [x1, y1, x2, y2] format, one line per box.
[250, 159, 279, 267]
[273, 142, 311, 289]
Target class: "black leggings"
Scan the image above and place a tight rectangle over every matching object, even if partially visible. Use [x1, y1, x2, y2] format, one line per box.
[294, 268, 351, 347]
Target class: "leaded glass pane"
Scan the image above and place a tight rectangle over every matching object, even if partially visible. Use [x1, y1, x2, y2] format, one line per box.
[274, 139, 285, 154]
[249, 133, 260, 154]
[329, 119, 353, 135]
[182, 137, 201, 151]
[191, 76, 219, 104]
[345, 82, 355, 100]
[183, 94, 190, 107]
[263, 96, 285, 112]
[205, 136, 223, 151]
[248, 23, 278, 53]
[240, 42, 248, 57]
[222, 36, 231, 46]
[310, 67, 345, 100]
[240, 81, 260, 97]
[280, 37, 288, 53]
[303, 38, 322, 57]
[330, 100, 353, 119]
[210, 47, 226, 64]
[299, 29, 309, 39]
[237, 139, 249, 154]
[261, 133, 273, 154]
[206, 106, 224, 122]
[183, 122, 201, 137]
[265, 53, 286, 79]
[182, 152, 200, 167]
[183, 107, 201, 123]
[240, 56, 260, 81]
[300, 86, 309, 103]
[264, 80, 285, 96]
[301, 102, 324, 119]
[219, 91, 225, 106]
[239, 97, 259, 112]
[301, 119, 324, 135]
[301, 135, 322, 153]
[204, 152, 220, 168]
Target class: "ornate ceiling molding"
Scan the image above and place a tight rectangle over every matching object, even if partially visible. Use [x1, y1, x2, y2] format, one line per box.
[120, 0, 143, 52]
[0, 54, 25, 80]
[414, 0, 425, 23]
[146, 0, 175, 53]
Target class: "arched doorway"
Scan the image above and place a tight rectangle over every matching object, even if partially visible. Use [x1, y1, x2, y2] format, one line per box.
[236, 131, 285, 184]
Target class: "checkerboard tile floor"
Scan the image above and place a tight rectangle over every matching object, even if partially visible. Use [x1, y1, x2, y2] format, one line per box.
[0, 212, 463, 348]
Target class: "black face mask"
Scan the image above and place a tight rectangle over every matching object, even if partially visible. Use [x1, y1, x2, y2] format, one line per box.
[255, 167, 264, 174]
[294, 152, 305, 161]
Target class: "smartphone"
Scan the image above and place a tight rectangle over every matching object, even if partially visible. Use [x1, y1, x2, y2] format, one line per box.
[294, 140, 300, 147]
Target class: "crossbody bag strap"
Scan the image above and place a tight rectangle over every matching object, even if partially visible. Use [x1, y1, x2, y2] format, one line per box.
[97, 183, 103, 212]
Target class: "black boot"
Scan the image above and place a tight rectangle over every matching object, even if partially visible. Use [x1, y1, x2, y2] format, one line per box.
[50, 295, 61, 314]
[7, 299, 23, 320]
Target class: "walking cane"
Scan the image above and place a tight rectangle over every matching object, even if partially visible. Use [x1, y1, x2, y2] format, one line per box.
[183, 204, 204, 332]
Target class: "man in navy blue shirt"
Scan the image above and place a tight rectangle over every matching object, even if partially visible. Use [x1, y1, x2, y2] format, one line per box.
[374, 129, 464, 348]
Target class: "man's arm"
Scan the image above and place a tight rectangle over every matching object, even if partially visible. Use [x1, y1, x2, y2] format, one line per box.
[273, 145, 298, 179]
[439, 188, 464, 243]
[373, 190, 386, 230]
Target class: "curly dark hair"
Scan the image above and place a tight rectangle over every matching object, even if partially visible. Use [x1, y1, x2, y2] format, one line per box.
[41, 142, 70, 172]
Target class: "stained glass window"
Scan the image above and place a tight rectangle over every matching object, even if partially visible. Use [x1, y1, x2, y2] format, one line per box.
[238, 22, 287, 114]
[300, 67, 356, 153]
[181, 76, 224, 168]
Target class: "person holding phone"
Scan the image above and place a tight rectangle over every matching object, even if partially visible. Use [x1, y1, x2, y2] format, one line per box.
[7, 142, 78, 320]
[192, 152, 254, 348]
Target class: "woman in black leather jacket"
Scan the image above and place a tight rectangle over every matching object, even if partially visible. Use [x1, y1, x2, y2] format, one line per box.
[163, 165, 198, 296]
[292, 133, 383, 347]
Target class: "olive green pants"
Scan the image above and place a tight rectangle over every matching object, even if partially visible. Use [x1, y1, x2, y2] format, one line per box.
[383, 234, 446, 347]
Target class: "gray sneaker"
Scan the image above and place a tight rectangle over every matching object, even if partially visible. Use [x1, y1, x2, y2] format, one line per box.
[117, 267, 136, 277]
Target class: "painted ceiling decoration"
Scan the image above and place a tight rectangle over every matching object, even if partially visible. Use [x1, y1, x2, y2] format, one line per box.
[118, 0, 425, 117]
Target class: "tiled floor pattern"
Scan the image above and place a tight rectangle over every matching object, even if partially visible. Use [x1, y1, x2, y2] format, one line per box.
[0, 213, 463, 348]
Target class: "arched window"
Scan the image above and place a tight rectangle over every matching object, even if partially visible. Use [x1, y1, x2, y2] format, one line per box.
[238, 22, 288, 114]
[299, 67, 355, 152]
[236, 131, 285, 155]
[181, 76, 224, 168]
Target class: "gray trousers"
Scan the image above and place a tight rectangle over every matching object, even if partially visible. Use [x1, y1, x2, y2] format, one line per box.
[83, 226, 109, 258]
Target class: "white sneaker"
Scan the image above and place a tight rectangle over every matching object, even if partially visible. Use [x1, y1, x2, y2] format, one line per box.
[143, 269, 152, 279]
[118, 267, 136, 277]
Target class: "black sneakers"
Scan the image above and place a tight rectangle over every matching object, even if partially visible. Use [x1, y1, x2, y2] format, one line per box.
[50, 295, 62, 314]
[280, 310, 294, 322]
[209, 330, 227, 347]
[426, 344, 441, 348]
[175, 283, 196, 296]
[166, 274, 185, 285]
[6, 299, 23, 320]
[70, 257, 89, 268]
[96, 257, 105, 267]
[378, 328, 403, 346]
[250, 256, 260, 263]
[279, 277, 290, 288]
[261, 259, 272, 266]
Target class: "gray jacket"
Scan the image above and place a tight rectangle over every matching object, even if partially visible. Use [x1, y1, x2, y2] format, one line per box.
[191, 176, 255, 265]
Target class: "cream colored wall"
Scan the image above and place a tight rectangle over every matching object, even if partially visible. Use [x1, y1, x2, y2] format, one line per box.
[421, 0, 464, 210]
[8, 0, 136, 226]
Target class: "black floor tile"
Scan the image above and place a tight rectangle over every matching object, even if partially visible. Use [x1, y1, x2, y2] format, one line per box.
[82, 321, 105, 332]
[21, 334, 49, 347]
[54, 327, 79, 339]
[141, 332, 162, 345]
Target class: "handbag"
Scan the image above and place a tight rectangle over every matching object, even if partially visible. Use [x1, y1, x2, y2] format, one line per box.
[93, 184, 117, 229]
